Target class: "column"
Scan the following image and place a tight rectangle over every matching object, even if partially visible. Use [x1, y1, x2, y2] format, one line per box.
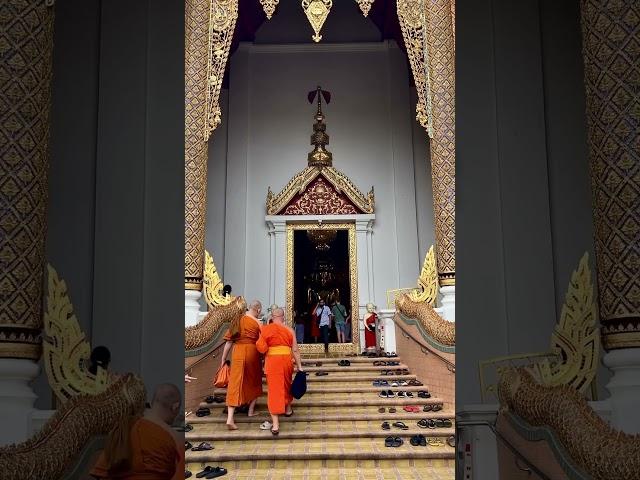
[397, 0, 455, 317]
[272, 220, 287, 308]
[580, 0, 640, 433]
[267, 221, 276, 306]
[184, 0, 238, 324]
[0, 0, 55, 444]
[378, 309, 398, 354]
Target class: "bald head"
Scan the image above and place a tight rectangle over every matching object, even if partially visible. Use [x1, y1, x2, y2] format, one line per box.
[272, 307, 284, 317]
[249, 300, 262, 311]
[151, 383, 181, 409]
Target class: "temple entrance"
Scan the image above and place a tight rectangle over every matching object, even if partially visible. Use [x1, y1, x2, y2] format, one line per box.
[286, 223, 359, 355]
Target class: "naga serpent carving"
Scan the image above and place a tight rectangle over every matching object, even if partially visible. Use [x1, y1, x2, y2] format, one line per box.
[0, 373, 146, 480]
[185, 296, 246, 351]
[395, 293, 455, 346]
[498, 368, 640, 480]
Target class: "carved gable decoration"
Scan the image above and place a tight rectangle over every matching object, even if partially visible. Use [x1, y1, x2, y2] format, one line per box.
[266, 166, 374, 215]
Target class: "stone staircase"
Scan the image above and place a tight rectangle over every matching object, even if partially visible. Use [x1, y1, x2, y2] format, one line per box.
[185, 354, 455, 479]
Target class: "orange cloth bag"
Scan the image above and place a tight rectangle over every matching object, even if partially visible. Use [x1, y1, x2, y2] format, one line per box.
[213, 363, 230, 388]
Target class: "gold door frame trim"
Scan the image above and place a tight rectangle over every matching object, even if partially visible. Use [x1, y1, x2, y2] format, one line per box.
[286, 222, 359, 355]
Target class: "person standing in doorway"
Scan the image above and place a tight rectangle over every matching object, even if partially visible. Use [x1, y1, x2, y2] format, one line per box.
[331, 301, 350, 344]
[294, 310, 305, 344]
[315, 299, 332, 354]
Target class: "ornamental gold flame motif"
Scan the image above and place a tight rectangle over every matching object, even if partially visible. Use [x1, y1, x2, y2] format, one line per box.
[302, 0, 333, 42]
[43, 265, 108, 402]
[355, 0, 375, 16]
[409, 245, 438, 305]
[260, 0, 280, 18]
[203, 250, 233, 308]
[529, 253, 599, 393]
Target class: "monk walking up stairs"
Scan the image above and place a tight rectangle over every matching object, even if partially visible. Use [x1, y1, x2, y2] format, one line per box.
[185, 352, 455, 479]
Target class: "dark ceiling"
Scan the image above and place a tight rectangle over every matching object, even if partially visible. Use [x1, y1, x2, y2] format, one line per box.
[222, 0, 407, 86]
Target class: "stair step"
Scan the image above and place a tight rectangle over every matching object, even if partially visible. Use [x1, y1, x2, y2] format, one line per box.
[186, 436, 455, 462]
[185, 458, 454, 480]
[211, 385, 432, 396]
[188, 428, 454, 441]
[273, 374, 418, 383]
[299, 365, 409, 373]
[301, 356, 402, 364]
[188, 411, 454, 424]
[198, 397, 444, 410]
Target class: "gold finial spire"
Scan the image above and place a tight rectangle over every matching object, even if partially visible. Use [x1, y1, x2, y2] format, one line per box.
[307, 86, 332, 167]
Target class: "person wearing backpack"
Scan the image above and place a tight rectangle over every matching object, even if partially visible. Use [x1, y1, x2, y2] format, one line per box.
[331, 300, 350, 344]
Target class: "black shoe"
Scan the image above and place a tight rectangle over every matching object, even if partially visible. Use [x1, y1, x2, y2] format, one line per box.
[410, 435, 420, 446]
[419, 434, 427, 446]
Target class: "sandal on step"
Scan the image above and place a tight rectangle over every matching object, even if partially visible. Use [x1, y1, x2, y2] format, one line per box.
[381, 421, 391, 430]
[204, 466, 228, 478]
[271, 428, 279, 436]
[259, 421, 273, 430]
[419, 434, 427, 446]
[392, 436, 403, 447]
[410, 435, 420, 446]
[378, 407, 386, 413]
[185, 471, 192, 478]
[423, 404, 433, 412]
[389, 407, 397, 413]
[417, 419, 429, 428]
[384, 436, 395, 447]
[432, 403, 443, 412]
[191, 442, 214, 451]
[196, 466, 219, 478]
[284, 409, 294, 417]
[392, 422, 409, 430]
[443, 418, 453, 428]
[447, 435, 456, 448]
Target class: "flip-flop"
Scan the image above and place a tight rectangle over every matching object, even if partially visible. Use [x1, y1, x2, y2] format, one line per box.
[259, 421, 272, 430]
[392, 422, 409, 430]
[417, 419, 429, 428]
[196, 467, 217, 478]
[386, 390, 395, 397]
[191, 442, 214, 451]
[381, 421, 390, 430]
[315, 371, 328, 376]
[397, 391, 406, 398]
[378, 407, 386, 413]
[410, 435, 420, 446]
[432, 404, 443, 412]
[403, 405, 419, 413]
[391, 382, 399, 387]
[435, 419, 445, 428]
[443, 419, 453, 428]
[406, 392, 414, 397]
[392, 437, 403, 447]
[384, 436, 395, 447]
[205, 466, 228, 478]
[379, 391, 388, 398]
[427, 419, 437, 429]
[389, 407, 397, 413]
[184, 423, 193, 432]
[423, 404, 433, 412]
[284, 409, 294, 417]
[419, 434, 427, 446]
[205, 396, 215, 404]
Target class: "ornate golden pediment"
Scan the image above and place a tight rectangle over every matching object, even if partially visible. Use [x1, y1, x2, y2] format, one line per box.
[266, 166, 374, 215]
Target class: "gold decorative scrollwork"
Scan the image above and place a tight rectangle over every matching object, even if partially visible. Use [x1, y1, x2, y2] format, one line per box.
[260, 0, 280, 19]
[302, 0, 333, 43]
[0, 374, 146, 480]
[185, 296, 247, 351]
[203, 250, 233, 308]
[498, 368, 640, 480]
[205, 0, 238, 140]
[43, 265, 108, 402]
[409, 245, 438, 305]
[396, 0, 433, 135]
[355, 0, 375, 16]
[267, 166, 374, 215]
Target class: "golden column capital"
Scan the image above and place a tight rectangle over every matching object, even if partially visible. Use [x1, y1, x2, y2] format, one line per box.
[0, 0, 55, 360]
[397, 0, 456, 286]
[581, 0, 640, 350]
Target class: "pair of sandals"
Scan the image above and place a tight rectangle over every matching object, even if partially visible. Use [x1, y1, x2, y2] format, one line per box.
[315, 371, 329, 376]
[407, 379, 423, 386]
[381, 421, 409, 430]
[378, 407, 396, 413]
[259, 420, 278, 435]
[373, 380, 389, 387]
[384, 436, 404, 447]
[417, 391, 431, 398]
[417, 418, 453, 429]
[379, 390, 397, 398]
[384, 352, 398, 358]
[373, 360, 399, 366]
[196, 407, 211, 417]
[403, 405, 420, 413]
[190, 441, 214, 451]
[205, 395, 225, 404]
[423, 403, 443, 412]
[338, 360, 350, 366]
[410, 434, 428, 446]
[396, 391, 414, 398]
[380, 369, 409, 376]
[194, 466, 228, 478]
[389, 381, 409, 387]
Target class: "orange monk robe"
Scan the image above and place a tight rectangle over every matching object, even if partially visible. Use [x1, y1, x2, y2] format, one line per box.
[224, 315, 263, 407]
[256, 323, 294, 415]
[90, 416, 184, 480]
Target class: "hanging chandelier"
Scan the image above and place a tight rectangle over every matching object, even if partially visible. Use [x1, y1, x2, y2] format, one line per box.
[307, 229, 337, 251]
[310, 257, 336, 286]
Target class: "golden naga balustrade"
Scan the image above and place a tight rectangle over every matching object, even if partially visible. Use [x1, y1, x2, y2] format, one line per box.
[395, 294, 455, 347]
[0, 373, 146, 480]
[497, 368, 640, 480]
[185, 296, 247, 351]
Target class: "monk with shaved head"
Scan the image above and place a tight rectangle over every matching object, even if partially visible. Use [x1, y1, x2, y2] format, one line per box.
[90, 383, 184, 479]
[256, 308, 304, 434]
[219, 299, 264, 429]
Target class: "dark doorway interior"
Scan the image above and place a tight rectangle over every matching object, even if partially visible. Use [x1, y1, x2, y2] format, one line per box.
[293, 229, 351, 344]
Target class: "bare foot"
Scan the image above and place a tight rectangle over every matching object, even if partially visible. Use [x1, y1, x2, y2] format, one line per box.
[226, 423, 238, 431]
[247, 411, 260, 417]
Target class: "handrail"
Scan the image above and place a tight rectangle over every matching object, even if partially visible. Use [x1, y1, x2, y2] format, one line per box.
[398, 326, 455, 371]
[185, 340, 224, 373]
[455, 420, 554, 480]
